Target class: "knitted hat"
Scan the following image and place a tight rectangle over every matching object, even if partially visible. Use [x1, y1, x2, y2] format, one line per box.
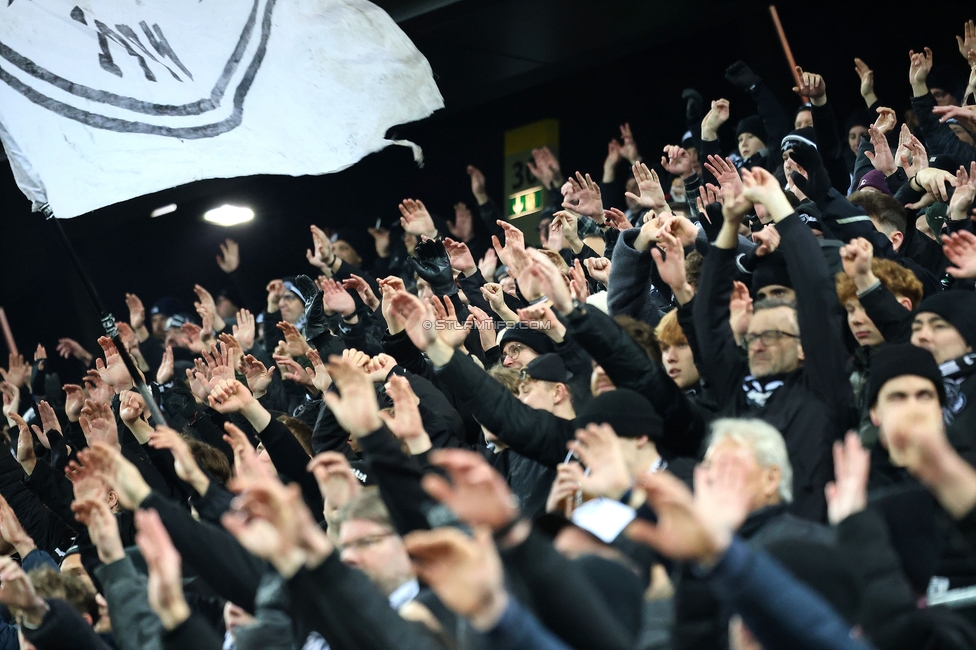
[332, 228, 374, 264]
[917, 291, 976, 348]
[751, 251, 792, 296]
[856, 169, 893, 196]
[499, 325, 556, 357]
[780, 126, 817, 153]
[150, 297, 187, 317]
[575, 388, 662, 441]
[736, 115, 767, 145]
[866, 343, 945, 406]
[521, 353, 570, 384]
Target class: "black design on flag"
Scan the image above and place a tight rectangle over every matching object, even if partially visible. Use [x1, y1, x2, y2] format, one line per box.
[0, 0, 276, 138]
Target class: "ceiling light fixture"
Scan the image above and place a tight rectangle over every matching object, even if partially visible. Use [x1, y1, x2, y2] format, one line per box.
[203, 205, 254, 227]
[150, 203, 177, 218]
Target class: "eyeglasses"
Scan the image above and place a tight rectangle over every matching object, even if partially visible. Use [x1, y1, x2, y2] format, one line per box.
[340, 532, 392, 553]
[504, 343, 523, 360]
[741, 330, 798, 348]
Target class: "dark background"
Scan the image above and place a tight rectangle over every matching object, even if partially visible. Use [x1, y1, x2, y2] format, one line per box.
[1, 0, 974, 378]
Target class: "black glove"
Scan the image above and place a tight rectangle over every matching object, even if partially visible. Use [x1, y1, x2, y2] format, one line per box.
[293, 275, 329, 342]
[408, 239, 458, 297]
[682, 88, 703, 126]
[725, 61, 762, 93]
[787, 142, 830, 205]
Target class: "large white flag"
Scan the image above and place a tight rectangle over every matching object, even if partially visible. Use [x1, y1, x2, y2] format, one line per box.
[0, 0, 443, 218]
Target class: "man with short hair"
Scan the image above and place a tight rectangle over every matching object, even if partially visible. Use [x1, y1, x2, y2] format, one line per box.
[693, 166, 852, 521]
[909, 292, 976, 466]
[672, 418, 833, 650]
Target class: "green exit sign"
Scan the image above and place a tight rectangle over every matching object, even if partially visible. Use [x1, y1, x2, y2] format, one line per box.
[509, 187, 544, 218]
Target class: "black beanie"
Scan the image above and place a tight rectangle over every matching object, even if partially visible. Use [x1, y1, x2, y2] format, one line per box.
[736, 115, 767, 146]
[751, 251, 792, 296]
[780, 126, 817, 153]
[917, 291, 976, 349]
[333, 228, 373, 263]
[499, 325, 556, 357]
[575, 388, 662, 442]
[866, 343, 945, 407]
[765, 540, 863, 625]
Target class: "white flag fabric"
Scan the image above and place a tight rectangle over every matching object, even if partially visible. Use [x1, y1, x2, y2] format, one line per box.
[0, 0, 443, 218]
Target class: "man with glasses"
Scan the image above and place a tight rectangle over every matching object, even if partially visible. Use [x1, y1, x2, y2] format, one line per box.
[693, 167, 853, 522]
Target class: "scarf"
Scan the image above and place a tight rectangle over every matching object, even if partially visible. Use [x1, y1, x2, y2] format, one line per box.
[940, 353, 976, 420]
[742, 375, 786, 408]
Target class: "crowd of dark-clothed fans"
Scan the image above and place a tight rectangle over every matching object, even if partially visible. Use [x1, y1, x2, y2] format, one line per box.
[9, 19, 976, 650]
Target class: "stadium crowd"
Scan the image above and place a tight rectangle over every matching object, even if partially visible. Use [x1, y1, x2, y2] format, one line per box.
[8, 16, 976, 650]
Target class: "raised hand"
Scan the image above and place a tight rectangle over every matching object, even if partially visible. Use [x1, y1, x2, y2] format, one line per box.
[341, 274, 380, 311]
[625, 162, 667, 210]
[525, 146, 562, 190]
[222, 477, 329, 578]
[561, 172, 605, 221]
[78, 442, 152, 510]
[181, 322, 207, 354]
[478, 249, 498, 281]
[568, 258, 590, 303]
[307, 451, 362, 526]
[566, 424, 632, 499]
[0, 556, 48, 625]
[119, 389, 150, 429]
[319, 354, 381, 437]
[701, 99, 730, 140]
[661, 145, 694, 179]
[36, 400, 62, 437]
[825, 432, 870, 525]
[379, 375, 430, 454]
[914, 167, 958, 203]
[79, 399, 121, 450]
[0, 354, 30, 390]
[958, 20, 976, 62]
[467, 165, 489, 205]
[422, 449, 520, 531]
[1, 383, 19, 427]
[94, 336, 136, 391]
[0, 494, 35, 558]
[304, 349, 332, 395]
[443, 238, 478, 277]
[216, 238, 240, 273]
[156, 346, 175, 384]
[125, 292, 147, 335]
[651, 230, 693, 305]
[520, 249, 574, 316]
[792, 66, 826, 105]
[305, 225, 335, 273]
[274, 355, 315, 391]
[703, 155, 743, 195]
[84, 369, 113, 405]
[9, 412, 36, 475]
[222, 421, 272, 486]
[854, 57, 877, 106]
[135, 509, 191, 630]
[209, 377, 261, 417]
[72, 497, 124, 564]
[619, 122, 640, 163]
[752, 224, 781, 256]
[864, 124, 896, 176]
[367, 226, 392, 258]
[276, 321, 313, 357]
[949, 163, 976, 221]
[728, 281, 753, 343]
[404, 527, 509, 631]
[547, 464, 584, 517]
[491, 220, 529, 279]
[233, 309, 256, 351]
[944, 230, 976, 279]
[872, 106, 896, 136]
[604, 139, 622, 178]
[241, 354, 276, 397]
[388, 291, 439, 352]
[467, 306, 497, 353]
[364, 353, 397, 384]
[448, 203, 475, 242]
[545, 214, 566, 252]
[56, 338, 93, 365]
[148, 426, 210, 496]
[399, 198, 438, 239]
[430, 296, 473, 350]
[909, 47, 934, 93]
[584, 257, 612, 285]
[603, 207, 630, 231]
[193, 284, 225, 332]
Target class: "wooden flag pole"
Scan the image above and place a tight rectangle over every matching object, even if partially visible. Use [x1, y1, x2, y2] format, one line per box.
[0, 308, 16, 357]
[39, 204, 167, 427]
[769, 5, 807, 103]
